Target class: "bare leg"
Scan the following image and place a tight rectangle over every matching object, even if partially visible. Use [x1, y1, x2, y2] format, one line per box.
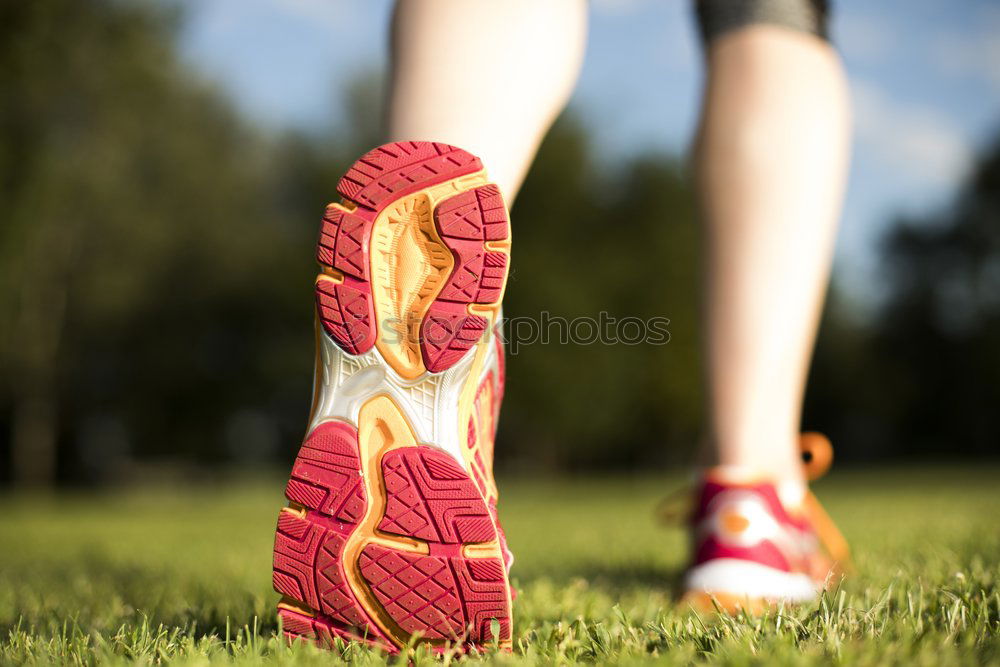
[695, 25, 850, 489]
[387, 0, 587, 202]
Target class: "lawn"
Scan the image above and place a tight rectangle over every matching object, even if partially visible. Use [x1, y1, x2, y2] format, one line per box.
[2, 467, 999, 665]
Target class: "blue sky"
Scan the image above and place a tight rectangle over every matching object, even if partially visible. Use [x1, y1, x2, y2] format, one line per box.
[175, 0, 1000, 302]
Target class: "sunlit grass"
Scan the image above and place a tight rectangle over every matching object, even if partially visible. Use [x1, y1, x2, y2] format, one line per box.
[2, 467, 998, 664]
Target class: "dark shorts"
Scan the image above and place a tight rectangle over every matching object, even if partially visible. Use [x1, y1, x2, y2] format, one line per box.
[695, 0, 830, 44]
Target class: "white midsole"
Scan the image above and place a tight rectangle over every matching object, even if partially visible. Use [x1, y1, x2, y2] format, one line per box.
[685, 558, 819, 602]
[308, 319, 501, 467]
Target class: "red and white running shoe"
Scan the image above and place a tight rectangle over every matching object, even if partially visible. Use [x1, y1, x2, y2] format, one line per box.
[271, 141, 513, 652]
[681, 433, 850, 612]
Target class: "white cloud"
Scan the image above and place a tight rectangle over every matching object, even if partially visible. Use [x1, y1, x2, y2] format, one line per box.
[852, 80, 973, 190]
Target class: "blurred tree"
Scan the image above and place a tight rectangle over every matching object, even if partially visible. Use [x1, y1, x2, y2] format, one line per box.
[0, 0, 319, 484]
[8, 0, 992, 487]
[0, 0, 708, 485]
[500, 119, 702, 470]
[802, 286, 886, 462]
[871, 131, 1000, 457]
[804, 128, 1000, 463]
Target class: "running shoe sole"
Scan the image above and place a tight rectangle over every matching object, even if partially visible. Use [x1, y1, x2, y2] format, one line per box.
[271, 141, 513, 653]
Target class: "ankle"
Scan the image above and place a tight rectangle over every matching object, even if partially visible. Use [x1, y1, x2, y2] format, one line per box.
[699, 435, 807, 504]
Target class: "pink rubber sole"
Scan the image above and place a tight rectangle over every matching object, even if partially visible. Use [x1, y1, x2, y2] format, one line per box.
[314, 141, 510, 372]
[272, 421, 511, 652]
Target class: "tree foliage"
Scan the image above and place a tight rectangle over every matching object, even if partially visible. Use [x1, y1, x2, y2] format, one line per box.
[2, 0, 997, 485]
[0, 0, 317, 482]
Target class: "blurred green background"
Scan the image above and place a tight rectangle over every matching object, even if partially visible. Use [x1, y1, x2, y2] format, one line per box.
[3, 0, 1000, 487]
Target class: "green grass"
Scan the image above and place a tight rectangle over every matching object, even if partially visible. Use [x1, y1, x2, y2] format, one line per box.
[2, 467, 999, 665]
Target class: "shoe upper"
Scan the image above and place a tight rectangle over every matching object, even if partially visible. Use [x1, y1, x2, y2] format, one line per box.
[682, 434, 850, 603]
[468, 322, 514, 572]
[689, 473, 836, 587]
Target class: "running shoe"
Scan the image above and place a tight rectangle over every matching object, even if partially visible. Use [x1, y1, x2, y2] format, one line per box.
[271, 141, 513, 652]
[681, 433, 850, 612]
